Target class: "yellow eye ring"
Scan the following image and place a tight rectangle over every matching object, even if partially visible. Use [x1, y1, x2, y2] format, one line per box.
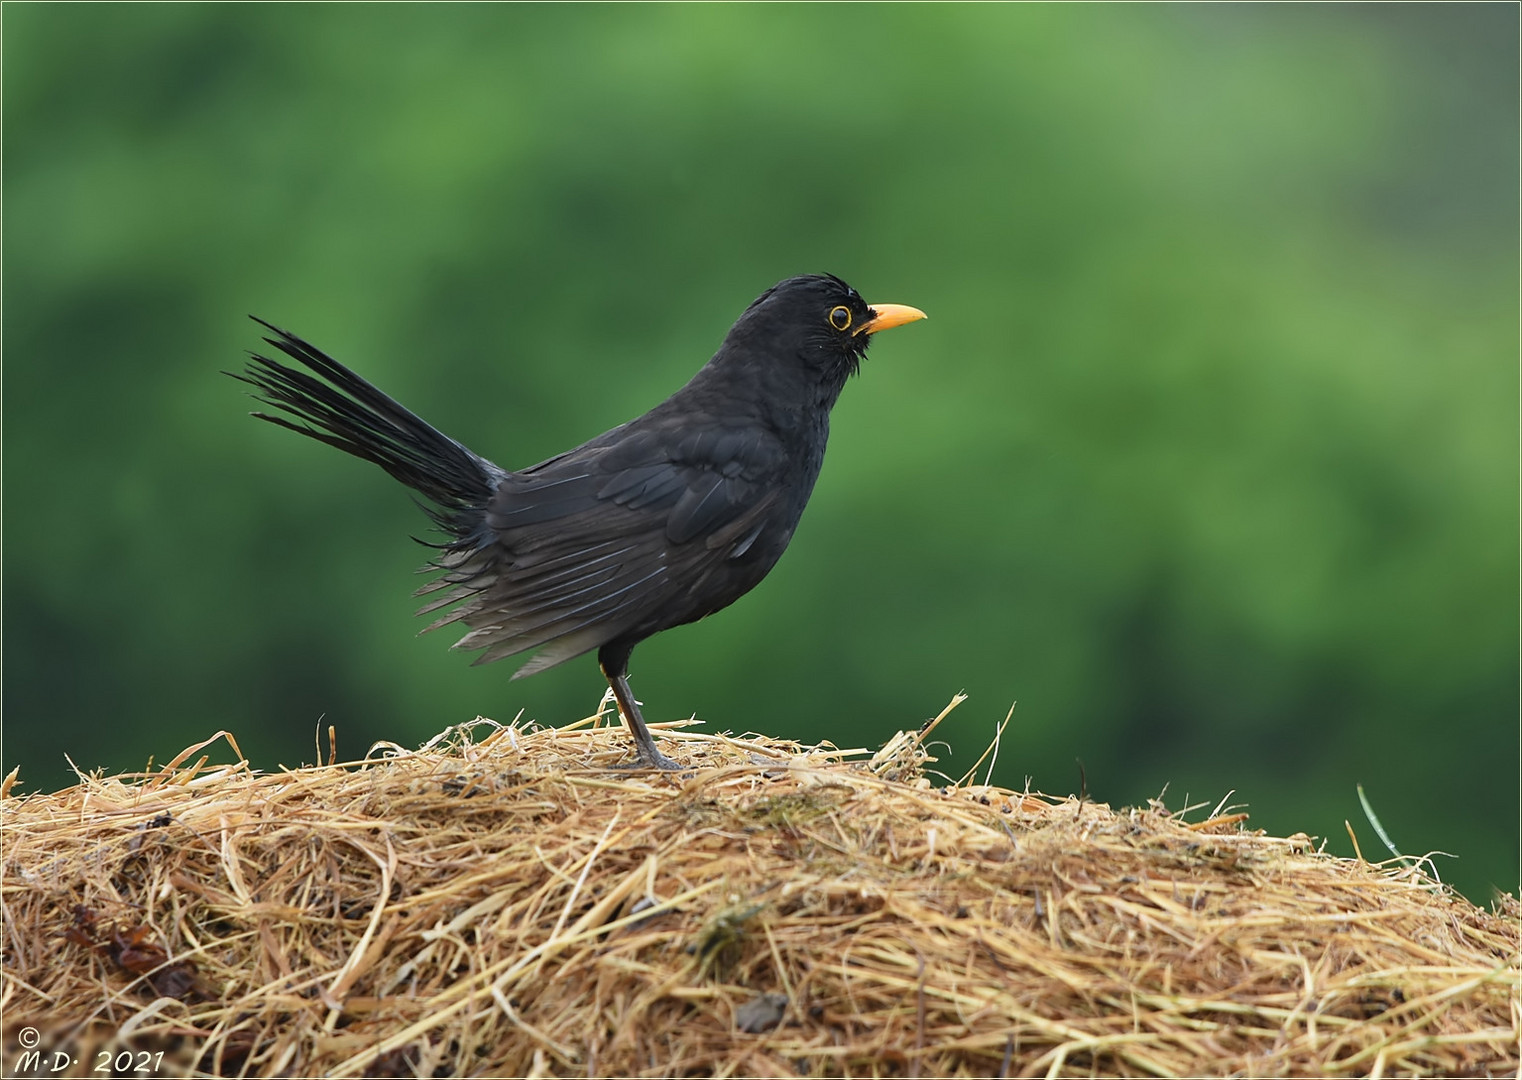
[828, 305, 852, 331]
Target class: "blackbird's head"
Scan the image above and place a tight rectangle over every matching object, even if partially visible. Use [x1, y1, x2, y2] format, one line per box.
[726, 274, 926, 387]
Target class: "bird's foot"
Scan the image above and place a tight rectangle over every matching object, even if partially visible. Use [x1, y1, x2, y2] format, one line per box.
[612, 748, 685, 772]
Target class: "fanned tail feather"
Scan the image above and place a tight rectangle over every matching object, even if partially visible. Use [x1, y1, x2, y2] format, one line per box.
[231, 317, 504, 543]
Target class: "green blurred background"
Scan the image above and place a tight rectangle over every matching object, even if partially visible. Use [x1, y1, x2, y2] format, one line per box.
[6, 5, 1516, 902]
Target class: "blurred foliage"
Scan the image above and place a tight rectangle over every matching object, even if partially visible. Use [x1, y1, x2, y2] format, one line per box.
[5, 5, 1515, 901]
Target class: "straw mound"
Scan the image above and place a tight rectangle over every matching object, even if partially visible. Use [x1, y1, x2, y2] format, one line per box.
[2, 710, 1516, 1079]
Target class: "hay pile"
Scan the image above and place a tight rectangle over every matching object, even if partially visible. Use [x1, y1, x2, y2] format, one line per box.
[3, 705, 1517, 1078]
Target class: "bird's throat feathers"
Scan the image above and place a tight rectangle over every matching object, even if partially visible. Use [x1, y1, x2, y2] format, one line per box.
[699, 328, 860, 419]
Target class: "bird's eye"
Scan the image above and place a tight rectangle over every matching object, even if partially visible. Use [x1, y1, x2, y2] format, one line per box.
[828, 305, 852, 331]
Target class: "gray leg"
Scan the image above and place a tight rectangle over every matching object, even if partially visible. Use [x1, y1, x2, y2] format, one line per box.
[598, 645, 682, 770]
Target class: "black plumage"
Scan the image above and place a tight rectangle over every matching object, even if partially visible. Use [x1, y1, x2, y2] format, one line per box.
[234, 274, 925, 768]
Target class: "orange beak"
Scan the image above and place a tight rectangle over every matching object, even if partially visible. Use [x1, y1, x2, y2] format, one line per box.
[856, 302, 928, 336]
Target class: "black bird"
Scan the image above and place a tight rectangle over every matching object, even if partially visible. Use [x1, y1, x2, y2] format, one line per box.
[235, 274, 925, 769]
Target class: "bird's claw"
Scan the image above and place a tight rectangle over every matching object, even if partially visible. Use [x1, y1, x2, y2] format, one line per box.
[612, 750, 685, 772]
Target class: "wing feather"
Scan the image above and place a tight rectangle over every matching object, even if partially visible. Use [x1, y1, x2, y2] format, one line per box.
[423, 417, 790, 673]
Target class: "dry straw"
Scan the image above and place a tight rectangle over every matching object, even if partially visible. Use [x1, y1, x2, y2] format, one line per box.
[3, 698, 1516, 1078]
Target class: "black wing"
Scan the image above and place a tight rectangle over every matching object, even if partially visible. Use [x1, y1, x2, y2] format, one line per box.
[424, 418, 788, 674]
